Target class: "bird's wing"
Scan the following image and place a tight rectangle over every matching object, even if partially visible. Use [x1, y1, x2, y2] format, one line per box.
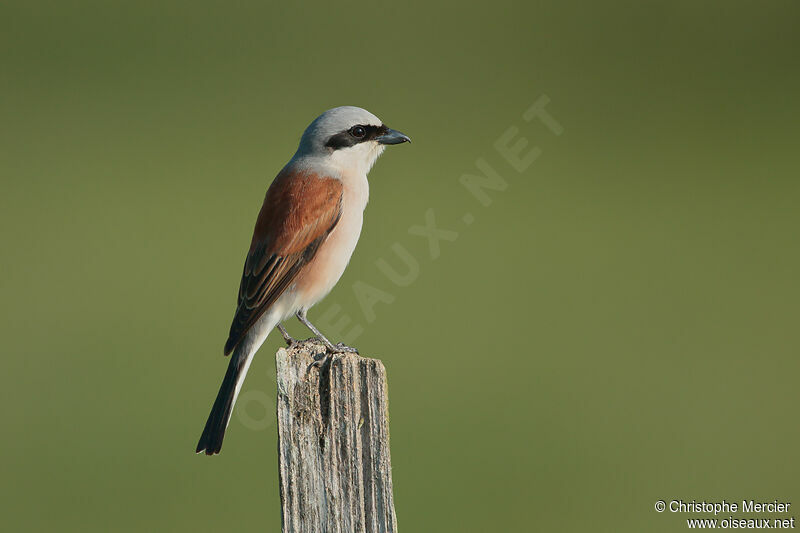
[223, 170, 343, 355]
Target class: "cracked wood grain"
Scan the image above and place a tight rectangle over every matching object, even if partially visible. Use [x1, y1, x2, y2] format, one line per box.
[276, 339, 397, 533]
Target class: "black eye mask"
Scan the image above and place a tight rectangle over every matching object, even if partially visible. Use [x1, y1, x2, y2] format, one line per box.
[325, 124, 388, 150]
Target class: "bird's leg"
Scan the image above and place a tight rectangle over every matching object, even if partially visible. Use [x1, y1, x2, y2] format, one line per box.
[295, 309, 358, 354]
[276, 323, 298, 348]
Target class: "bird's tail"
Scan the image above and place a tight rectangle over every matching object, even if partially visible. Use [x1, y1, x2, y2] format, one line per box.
[196, 344, 256, 456]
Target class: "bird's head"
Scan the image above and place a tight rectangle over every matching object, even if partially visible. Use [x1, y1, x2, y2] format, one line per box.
[294, 106, 410, 174]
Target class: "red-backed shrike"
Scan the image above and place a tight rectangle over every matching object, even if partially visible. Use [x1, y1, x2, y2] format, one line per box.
[196, 106, 410, 455]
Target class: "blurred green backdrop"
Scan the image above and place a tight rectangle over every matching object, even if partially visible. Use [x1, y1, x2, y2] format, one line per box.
[2, 1, 798, 532]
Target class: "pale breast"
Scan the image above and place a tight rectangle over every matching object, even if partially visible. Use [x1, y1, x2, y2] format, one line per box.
[291, 172, 368, 309]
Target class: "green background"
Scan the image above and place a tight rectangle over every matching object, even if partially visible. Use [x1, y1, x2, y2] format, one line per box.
[2, 2, 798, 531]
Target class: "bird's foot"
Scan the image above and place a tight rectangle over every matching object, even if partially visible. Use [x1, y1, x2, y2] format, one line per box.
[316, 336, 359, 354]
[276, 324, 299, 349]
[307, 342, 357, 372]
[328, 342, 358, 354]
[284, 337, 300, 349]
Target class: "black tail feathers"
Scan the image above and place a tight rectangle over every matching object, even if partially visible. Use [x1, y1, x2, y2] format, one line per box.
[196, 353, 246, 455]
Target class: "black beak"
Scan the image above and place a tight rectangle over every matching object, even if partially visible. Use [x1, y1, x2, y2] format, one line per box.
[376, 128, 411, 145]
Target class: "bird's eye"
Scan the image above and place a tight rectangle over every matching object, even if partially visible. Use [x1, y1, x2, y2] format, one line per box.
[350, 126, 366, 138]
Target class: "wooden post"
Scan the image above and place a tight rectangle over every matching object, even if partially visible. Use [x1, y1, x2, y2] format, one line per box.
[276, 339, 397, 533]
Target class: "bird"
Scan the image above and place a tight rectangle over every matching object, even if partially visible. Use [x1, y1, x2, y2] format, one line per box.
[196, 106, 410, 455]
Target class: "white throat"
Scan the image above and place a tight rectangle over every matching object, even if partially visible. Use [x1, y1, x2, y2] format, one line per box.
[329, 142, 386, 176]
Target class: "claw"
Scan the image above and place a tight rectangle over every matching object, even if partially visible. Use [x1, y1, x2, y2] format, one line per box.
[296, 311, 358, 355]
[330, 342, 358, 354]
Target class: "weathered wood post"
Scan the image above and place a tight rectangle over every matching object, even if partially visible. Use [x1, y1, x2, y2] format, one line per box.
[276, 339, 397, 533]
